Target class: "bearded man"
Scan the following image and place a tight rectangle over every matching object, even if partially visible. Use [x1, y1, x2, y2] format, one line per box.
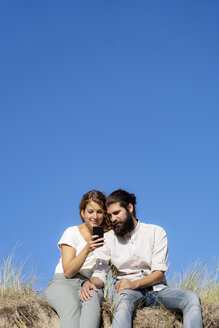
[81, 189, 203, 328]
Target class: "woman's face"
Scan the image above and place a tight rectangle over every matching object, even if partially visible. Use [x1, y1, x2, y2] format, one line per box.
[82, 201, 104, 231]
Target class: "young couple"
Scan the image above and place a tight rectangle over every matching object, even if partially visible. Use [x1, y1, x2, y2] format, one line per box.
[45, 189, 203, 328]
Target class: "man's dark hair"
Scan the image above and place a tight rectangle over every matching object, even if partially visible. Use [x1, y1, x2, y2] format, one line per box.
[106, 189, 137, 217]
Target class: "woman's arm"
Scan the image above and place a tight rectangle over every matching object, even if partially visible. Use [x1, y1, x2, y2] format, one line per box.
[62, 235, 104, 278]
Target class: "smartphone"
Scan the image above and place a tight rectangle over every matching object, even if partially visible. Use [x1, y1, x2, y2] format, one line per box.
[93, 226, 104, 241]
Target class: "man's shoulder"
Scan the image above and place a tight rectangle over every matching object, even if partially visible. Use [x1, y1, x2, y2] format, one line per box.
[139, 222, 166, 233]
[104, 229, 115, 238]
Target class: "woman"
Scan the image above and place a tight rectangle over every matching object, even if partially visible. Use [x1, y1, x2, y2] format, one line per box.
[44, 190, 111, 328]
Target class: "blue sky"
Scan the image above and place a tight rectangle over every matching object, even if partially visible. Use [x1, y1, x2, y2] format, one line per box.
[0, 1, 218, 290]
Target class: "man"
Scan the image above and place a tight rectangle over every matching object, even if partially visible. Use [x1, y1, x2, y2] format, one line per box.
[81, 189, 203, 328]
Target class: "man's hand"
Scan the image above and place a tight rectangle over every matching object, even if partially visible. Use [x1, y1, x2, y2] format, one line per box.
[80, 281, 98, 302]
[114, 279, 137, 292]
[114, 271, 164, 292]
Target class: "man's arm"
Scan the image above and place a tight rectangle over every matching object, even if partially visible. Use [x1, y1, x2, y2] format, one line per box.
[80, 236, 111, 301]
[90, 276, 104, 288]
[114, 270, 164, 292]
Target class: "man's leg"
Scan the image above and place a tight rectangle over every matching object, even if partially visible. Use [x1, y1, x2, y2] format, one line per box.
[149, 287, 203, 328]
[112, 289, 145, 328]
[80, 288, 104, 328]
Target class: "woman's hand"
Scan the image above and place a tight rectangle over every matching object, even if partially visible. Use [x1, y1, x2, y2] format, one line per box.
[80, 281, 98, 302]
[85, 235, 104, 253]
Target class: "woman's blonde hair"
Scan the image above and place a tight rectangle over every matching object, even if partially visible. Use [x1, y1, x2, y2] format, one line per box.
[79, 190, 111, 232]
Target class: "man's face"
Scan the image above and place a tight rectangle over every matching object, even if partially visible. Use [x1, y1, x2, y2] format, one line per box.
[107, 202, 134, 236]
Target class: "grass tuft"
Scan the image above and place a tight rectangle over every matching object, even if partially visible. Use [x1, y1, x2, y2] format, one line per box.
[169, 259, 219, 303]
[0, 247, 37, 298]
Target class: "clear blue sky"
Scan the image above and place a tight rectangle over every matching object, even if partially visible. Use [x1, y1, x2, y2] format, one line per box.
[0, 1, 218, 290]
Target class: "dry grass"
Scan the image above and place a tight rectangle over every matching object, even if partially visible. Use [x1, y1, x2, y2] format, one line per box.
[0, 247, 36, 298]
[169, 260, 219, 303]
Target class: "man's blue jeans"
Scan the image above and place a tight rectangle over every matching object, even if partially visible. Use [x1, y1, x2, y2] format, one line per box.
[112, 287, 203, 328]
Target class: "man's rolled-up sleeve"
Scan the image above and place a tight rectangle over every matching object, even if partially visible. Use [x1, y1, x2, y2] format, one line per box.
[92, 241, 111, 284]
[151, 227, 168, 273]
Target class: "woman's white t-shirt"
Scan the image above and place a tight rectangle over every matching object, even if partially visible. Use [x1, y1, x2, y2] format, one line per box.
[55, 226, 96, 278]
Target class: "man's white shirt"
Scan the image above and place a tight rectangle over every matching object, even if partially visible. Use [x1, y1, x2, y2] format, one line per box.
[92, 221, 168, 291]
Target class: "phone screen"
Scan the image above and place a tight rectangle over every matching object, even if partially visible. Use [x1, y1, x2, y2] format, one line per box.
[93, 226, 104, 239]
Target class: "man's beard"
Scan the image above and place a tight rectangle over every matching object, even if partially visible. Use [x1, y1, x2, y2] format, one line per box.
[113, 210, 134, 236]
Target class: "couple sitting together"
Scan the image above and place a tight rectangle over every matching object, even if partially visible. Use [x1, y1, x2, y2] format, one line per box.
[45, 189, 203, 328]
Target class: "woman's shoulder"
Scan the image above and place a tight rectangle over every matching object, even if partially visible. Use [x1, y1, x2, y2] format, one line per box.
[63, 225, 78, 234]
[57, 226, 79, 249]
[59, 225, 80, 241]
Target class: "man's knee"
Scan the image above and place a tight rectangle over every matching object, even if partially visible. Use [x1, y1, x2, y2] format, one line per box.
[113, 290, 137, 313]
[184, 291, 201, 309]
